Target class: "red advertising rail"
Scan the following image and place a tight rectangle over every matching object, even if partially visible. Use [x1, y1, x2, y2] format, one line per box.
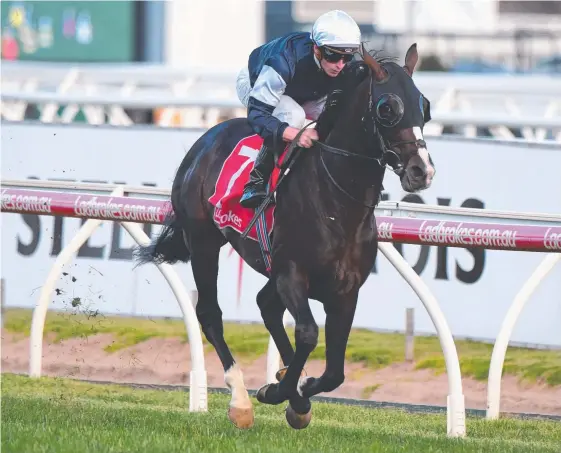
[1, 188, 172, 224]
[2, 188, 560, 253]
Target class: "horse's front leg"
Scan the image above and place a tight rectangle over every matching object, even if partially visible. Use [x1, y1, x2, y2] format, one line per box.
[256, 261, 316, 428]
[298, 293, 358, 399]
[257, 279, 295, 367]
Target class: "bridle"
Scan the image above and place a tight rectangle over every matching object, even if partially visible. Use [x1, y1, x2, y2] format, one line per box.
[307, 73, 427, 208]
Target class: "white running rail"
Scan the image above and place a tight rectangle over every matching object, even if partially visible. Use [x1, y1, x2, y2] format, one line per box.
[2, 179, 560, 436]
[3, 178, 561, 226]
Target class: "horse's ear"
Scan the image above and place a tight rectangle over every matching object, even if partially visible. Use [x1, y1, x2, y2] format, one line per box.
[361, 43, 387, 82]
[404, 43, 418, 76]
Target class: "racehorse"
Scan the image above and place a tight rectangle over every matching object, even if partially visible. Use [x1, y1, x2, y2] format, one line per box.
[134, 43, 435, 430]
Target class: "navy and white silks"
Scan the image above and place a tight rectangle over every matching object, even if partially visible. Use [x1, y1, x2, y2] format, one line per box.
[236, 32, 338, 146]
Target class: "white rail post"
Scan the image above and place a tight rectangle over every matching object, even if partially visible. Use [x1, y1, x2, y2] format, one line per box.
[29, 186, 124, 378]
[266, 310, 292, 383]
[378, 242, 466, 438]
[266, 335, 280, 384]
[486, 252, 561, 420]
[405, 308, 415, 362]
[121, 222, 208, 412]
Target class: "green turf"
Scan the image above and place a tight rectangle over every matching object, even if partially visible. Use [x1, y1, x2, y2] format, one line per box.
[2, 374, 560, 453]
[4, 307, 561, 386]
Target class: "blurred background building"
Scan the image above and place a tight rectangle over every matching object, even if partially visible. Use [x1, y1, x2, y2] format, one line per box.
[2, 0, 560, 74]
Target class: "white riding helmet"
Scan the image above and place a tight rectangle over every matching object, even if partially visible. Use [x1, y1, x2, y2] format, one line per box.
[311, 10, 361, 52]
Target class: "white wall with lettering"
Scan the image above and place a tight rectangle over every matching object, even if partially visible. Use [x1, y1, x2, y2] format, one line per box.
[2, 121, 560, 346]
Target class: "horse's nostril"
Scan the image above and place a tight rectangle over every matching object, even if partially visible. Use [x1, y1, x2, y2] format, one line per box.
[410, 165, 426, 179]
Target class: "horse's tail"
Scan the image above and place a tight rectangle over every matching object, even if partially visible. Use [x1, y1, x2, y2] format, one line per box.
[134, 211, 190, 266]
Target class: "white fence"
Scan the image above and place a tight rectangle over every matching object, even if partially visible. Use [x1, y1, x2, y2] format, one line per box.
[3, 60, 561, 98]
[1, 179, 560, 438]
[2, 61, 561, 141]
[2, 90, 561, 142]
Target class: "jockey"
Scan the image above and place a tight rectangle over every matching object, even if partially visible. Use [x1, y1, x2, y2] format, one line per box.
[236, 10, 362, 208]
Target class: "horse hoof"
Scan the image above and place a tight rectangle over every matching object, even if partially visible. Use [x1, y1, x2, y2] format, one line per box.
[228, 406, 254, 429]
[285, 403, 312, 430]
[256, 383, 286, 405]
[275, 366, 307, 382]
[256, 383, 272, 404]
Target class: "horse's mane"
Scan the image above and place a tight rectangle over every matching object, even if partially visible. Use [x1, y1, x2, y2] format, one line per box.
[365, 48, 398, 65]
[315, 47, 397, 139]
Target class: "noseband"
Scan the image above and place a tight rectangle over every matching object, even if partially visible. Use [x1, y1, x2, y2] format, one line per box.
[308, 74, 426, 208]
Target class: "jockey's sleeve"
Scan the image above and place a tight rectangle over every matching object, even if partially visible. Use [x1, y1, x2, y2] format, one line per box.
[247, 61, 291, 145]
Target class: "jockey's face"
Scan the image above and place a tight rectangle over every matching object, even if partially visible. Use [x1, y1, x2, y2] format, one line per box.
[321, 57, 346, 77]
[314, 45, 352, 77]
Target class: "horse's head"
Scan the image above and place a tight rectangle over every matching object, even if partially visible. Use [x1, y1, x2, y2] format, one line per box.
[362, 44, 435, 193]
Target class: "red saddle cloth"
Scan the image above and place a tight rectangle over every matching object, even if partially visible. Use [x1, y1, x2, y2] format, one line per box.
[208, 134, 288, 241]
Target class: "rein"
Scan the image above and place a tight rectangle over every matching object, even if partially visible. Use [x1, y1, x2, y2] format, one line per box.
[314, 135, 425, 209]
[304, 74, 426, 208]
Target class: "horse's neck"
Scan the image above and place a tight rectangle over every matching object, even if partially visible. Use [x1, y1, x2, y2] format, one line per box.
[312, 78, 384, 216]
[280, 77, 383, 234]
[324, 77, 370, 148]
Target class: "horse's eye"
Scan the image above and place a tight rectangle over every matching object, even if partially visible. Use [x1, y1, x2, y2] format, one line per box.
[375, 94, 404, 127]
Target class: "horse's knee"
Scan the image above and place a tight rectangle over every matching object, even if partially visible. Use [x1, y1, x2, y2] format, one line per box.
[295, 322, 318, 352]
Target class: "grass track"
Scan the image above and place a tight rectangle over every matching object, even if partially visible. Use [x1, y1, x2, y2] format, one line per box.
[2, 374, 561, 453]
[4, 308, 561, 386]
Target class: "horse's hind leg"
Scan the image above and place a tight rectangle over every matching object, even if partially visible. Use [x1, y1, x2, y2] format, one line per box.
[186, 224, 254, 429]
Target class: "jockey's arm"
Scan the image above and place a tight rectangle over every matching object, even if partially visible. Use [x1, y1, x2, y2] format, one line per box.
[247, 58, 318, 148]
[247, 61, 292, 146]
[247, 91, 313, 146]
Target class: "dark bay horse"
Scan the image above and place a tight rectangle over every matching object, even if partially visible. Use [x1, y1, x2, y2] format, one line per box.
[135, 44, 435, 429]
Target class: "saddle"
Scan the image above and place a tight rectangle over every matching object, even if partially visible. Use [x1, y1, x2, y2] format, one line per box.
[208, 133, 302, 272]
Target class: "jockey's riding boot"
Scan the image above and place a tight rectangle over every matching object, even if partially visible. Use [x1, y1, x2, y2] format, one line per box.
[240, 143, 276, 209]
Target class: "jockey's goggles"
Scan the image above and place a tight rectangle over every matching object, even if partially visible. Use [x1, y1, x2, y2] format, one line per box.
[321, 45, 356, 63]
